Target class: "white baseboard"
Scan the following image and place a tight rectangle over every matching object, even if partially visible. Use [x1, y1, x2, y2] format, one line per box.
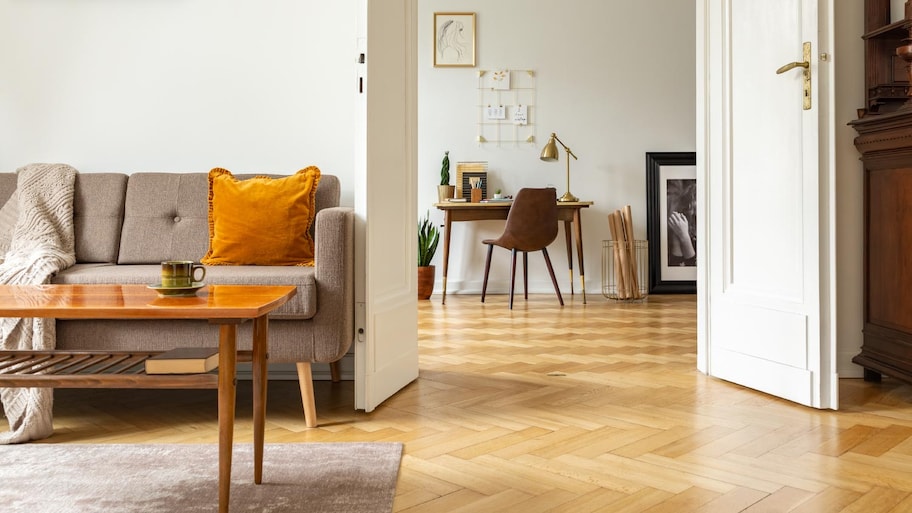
[236, 353, 355, 381]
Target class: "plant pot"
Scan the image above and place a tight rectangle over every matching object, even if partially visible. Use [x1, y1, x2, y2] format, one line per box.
[437, 185, 456, 202]
[417, 265, 435, 300]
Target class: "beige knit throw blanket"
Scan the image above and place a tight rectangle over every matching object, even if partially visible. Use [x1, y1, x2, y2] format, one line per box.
[0, 163, 77, 444]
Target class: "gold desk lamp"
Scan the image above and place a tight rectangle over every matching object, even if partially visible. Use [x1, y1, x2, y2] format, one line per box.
[540, 132, 579, 202]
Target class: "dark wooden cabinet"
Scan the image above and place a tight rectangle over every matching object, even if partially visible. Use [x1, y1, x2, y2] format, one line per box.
[851, 0, 912, 383]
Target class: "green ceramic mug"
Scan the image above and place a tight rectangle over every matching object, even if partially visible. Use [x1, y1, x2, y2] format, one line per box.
[160, 261, 206, 288]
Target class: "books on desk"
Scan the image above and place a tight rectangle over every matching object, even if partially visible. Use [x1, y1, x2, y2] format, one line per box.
[481, 198, 512, 203]
[145, 347, 219, 374]
[446, 198, 467, 202]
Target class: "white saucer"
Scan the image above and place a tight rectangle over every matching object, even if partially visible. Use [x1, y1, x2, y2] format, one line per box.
[147, 282, 206, 297]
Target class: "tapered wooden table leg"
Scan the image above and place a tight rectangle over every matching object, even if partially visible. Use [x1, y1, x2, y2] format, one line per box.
[252, 315, 269, 484]
[563, 219, 574, 295]
[218, 324, 238, 513]
[441, 211, 452, 304]
[573, 209, 587, 304]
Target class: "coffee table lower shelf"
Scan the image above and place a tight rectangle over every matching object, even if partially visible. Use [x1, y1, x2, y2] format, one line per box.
[0, 350, 253, 389]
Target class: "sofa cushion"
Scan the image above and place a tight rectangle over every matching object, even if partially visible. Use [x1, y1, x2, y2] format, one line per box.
[0, 172, 127, 263]
[117, 173, 211, 264]
[52, 263, 317, 319]
[201, 167, 320, 266]
[73, 173, 129, 263]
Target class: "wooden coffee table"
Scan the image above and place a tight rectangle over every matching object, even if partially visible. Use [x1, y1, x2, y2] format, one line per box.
[0, 284, 297, 513]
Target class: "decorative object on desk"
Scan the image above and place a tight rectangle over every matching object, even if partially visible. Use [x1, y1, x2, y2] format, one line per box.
[144, 347, 219, 374]
[605, 206, 646, 300]
[417, 211, 439, 300]
[646, 152, 697, 294]
[493, 188, 503, 199]
[434, 12, 475, 68]
[456, 161, 487, 199]
[540, 132, 579, 202]
[437, 150, 455, 202]
[468, 177, 484, 202]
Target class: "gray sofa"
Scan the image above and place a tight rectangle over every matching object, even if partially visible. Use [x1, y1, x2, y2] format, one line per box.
[0, 171, 355, 428]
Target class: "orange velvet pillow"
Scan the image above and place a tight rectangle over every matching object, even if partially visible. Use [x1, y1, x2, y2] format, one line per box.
[201, 166, 321, 266]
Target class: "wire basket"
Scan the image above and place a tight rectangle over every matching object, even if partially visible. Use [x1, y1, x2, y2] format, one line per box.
[601, 240, 648, 300]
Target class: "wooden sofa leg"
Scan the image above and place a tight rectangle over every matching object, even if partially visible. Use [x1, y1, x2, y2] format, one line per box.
[295, 362, 318, 428]
[330, 360, 341, 382]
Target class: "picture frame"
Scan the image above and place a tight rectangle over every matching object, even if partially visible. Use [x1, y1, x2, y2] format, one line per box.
[646, 152, 697, 294]
[434, 12, 476, 68]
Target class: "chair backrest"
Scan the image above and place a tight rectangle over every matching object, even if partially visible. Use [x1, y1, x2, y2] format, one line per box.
[496, 187, 558, 252]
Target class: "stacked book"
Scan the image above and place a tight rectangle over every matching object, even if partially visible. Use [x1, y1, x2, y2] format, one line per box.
[145, 347, 219, 374]
[607, 206, 642, 299]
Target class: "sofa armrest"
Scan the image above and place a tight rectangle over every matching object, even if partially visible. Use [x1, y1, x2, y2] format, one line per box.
[311, 206, 355, 362]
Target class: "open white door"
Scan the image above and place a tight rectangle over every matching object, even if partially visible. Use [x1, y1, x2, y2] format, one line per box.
[353, 0, 420, 411]
[696, 0, 838, 409]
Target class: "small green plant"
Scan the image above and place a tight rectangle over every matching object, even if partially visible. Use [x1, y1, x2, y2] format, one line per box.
[495, 188, 502, 195]
[418, 211, 439, 267]
[440, 151, 450, 186]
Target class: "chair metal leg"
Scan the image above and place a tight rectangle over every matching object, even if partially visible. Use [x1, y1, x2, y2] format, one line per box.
[481, 244, 494, 303]
[541, 247, 564, 306]
[523, 251, 529, 300]
[509, 249, 518, 309]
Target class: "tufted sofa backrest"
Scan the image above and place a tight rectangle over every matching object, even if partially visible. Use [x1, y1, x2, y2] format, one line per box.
[117, 172, 341, 264]
[0, 171, 341, 265]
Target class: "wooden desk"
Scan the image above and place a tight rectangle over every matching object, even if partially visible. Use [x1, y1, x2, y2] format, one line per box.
[435, 201, 593, 304]
[0, 284, 296, 513]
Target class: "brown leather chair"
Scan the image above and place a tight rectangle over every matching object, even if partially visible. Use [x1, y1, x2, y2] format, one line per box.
[481, 187, 564, 309]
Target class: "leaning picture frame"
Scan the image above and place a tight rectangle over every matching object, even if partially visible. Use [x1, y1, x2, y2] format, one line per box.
[646, 152, 697, 294]
[433, 12, 476, 67]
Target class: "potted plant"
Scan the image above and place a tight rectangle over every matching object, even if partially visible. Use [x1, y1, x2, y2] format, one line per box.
[437, 151, 456, 202]
[417, 211, 439, 300]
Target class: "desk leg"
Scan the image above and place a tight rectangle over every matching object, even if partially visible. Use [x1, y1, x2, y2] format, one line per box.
[573, 209, 587, 304]
[218, 324, 238, 513]
[252, 315, 269, 485]
[441, 212, 452, 305]
[563, 220, 574, 295]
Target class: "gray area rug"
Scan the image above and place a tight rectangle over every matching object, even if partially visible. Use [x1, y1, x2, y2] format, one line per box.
[0, 442, 403, 513]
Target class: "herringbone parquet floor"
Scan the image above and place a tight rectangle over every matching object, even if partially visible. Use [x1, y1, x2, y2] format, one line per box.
[23, 293, 912, 512]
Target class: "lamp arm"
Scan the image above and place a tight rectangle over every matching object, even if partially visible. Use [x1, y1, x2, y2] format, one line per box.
[552, 133, 578, 160]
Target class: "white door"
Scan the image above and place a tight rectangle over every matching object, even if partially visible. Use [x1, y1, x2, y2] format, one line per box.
[696, 0, 837, 409]
[353, 0, 420, 411]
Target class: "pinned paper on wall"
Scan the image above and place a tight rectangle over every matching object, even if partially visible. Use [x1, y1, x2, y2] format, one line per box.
[486, 105, 506, 120]
[513, 105, 528, 125]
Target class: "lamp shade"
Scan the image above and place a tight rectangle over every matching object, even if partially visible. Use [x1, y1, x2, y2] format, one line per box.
[540, 134, 559, 161]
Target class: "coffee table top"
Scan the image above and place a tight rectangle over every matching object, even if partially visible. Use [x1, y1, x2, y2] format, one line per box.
[0, 284, 296, 319]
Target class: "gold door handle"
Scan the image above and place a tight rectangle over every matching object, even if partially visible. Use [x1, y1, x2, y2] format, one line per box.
[776, 42, 812, 110]
[775, 60, 809, 74]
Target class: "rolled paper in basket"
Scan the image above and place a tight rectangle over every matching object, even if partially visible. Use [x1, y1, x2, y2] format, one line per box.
[621, 205, 640, 299]
[608, 212, 628, 299]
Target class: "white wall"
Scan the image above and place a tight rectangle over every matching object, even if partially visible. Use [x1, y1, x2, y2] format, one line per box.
[418, 0, 696, 295]
[0, 0, 358, 205]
